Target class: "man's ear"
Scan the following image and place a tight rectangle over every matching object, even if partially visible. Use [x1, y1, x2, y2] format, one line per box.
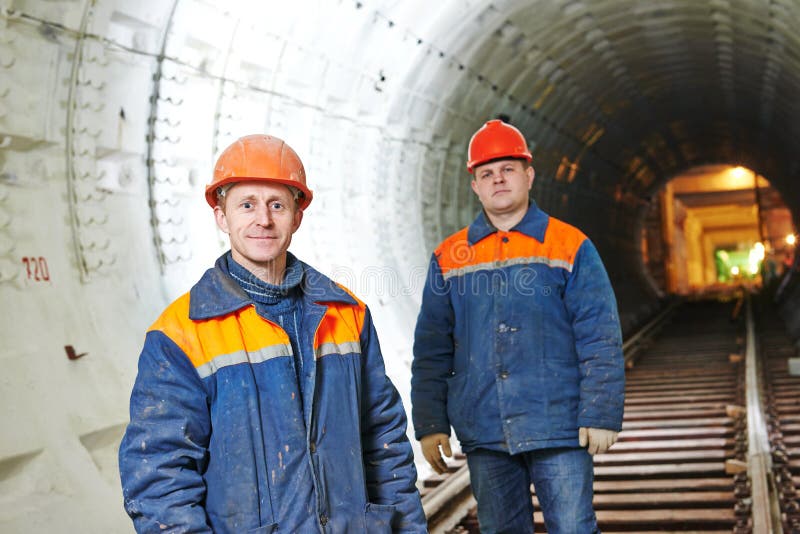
[526, 165, 535, 190]
[292, 208, 303, 233]
[470, 179, 479, 196]
[214, 205, 229, 233]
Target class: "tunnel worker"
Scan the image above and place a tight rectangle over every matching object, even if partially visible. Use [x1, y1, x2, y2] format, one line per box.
[119, 134, 427, 533]
[411, 119, 625, 533]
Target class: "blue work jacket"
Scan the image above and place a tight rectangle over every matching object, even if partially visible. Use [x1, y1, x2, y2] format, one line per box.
[119, 254, 426, 533]
[412, 203, 625, 454]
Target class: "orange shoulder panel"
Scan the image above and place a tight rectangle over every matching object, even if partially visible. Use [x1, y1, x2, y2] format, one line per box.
[435, 227, 472, 274]
[314, 284, 366, 349]
[148, 293, 289, 370]
[539, 216, 587, 265]
[435, 217, 587, 277]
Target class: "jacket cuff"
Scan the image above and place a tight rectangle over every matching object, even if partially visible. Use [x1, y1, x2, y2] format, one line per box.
[576, 416, 622, 432]
[414, 423, 451, 441]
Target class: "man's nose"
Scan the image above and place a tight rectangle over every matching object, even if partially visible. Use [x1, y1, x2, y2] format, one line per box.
[255, 205, 273, 226]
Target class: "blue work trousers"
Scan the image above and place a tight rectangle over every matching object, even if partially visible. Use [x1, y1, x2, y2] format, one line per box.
[466, 447, 599, 534]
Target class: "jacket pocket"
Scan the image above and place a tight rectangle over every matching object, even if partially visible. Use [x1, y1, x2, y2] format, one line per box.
[445, 372, 475, 443]
[365, 503, 396, 533]
[247, 524, 277, 533]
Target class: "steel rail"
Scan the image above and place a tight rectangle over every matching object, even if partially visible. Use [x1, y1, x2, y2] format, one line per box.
[622, 299, 681, 367]
[421, 464, 474, 534]
[744, 294, 783, 533]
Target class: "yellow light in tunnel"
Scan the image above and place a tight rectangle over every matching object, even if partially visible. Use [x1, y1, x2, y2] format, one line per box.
[721, 165, 757, 190]
[751, 242, 765, 261]
[745, 242, 765, 277]
[731, 166, 749, 180]
[787, 234, 797, 246]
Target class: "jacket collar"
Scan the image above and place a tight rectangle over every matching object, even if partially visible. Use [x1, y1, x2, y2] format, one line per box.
[467, 200, 549, 245]
[189, 253, 357, 320]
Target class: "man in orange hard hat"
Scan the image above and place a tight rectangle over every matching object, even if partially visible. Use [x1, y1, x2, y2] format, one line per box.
[411, 119, 625, 533]
[119, 134, 427, 533]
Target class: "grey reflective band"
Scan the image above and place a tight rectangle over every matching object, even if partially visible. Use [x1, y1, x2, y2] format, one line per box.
[441, 256, 573, 281]
[315, 341, 362, 359]
[196, 343, 292, 378]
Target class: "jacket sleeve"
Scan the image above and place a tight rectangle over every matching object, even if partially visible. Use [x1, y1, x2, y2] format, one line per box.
[411, 253, 455, 440]
[118, 330, 212, 533]
[359, 308, 427, 533]
[564, 239, 626, 431]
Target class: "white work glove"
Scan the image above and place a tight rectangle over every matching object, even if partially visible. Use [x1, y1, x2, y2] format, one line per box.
[579, 427, 618, 455]
[420, 433, 452, 474]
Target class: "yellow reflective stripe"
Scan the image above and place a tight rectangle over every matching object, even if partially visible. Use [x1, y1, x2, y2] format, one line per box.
[315, 341, 361, 359]
[441, 256, 573, 281]
[196, 343, 292, 379]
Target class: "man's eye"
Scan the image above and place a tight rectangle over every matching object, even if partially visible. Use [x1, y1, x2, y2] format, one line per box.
[271, 202, 284, 210]
[242, 202, 253, 209]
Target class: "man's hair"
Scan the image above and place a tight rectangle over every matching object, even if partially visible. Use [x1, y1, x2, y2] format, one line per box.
[215, 184, 235, 207]
[215, 183, 303, 211]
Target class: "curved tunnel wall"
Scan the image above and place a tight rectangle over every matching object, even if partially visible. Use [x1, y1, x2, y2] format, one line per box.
[0, 0, 799, 531]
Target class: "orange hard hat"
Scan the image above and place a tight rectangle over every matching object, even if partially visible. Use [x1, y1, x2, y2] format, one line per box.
[466, 119, 532, 173]
[205, 134, 313, 209]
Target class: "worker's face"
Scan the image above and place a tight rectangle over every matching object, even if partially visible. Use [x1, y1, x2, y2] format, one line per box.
[471, 159, 534, 216]
[214, 181, 302, 274]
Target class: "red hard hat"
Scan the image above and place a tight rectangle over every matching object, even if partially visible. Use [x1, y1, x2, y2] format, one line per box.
[467, 119, 532, 173]
[205, 134, 313, 209]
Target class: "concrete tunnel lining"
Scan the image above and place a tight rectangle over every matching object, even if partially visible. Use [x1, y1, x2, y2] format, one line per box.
[0, 0, 799, 531]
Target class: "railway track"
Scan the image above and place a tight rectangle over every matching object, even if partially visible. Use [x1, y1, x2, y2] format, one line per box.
[421, 295, 799, 533]
[760, 300, 800, 532]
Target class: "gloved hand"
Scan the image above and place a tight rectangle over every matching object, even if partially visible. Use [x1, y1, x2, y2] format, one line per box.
[579, 427, 618, 455]
[420, 433, 452, 474]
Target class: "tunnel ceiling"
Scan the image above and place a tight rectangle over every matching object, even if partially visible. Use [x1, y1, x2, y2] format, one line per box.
[0, 0, 796, 297]
[402, 0, 800, 236]
[2, 1, 797, 252]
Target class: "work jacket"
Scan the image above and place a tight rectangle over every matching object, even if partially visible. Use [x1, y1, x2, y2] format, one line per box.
[119, 255, 426, 533]
[412, 202, 625, 454]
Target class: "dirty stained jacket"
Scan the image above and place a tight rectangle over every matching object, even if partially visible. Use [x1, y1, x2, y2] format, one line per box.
[412, 202, 625, 454]
[119, 255, 426, 533]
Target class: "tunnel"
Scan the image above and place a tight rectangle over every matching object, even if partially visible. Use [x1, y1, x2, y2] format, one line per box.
[0, 0, 799, 531]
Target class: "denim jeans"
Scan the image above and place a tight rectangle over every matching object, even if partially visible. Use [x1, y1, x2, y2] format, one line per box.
[466, 447, 598, 534]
